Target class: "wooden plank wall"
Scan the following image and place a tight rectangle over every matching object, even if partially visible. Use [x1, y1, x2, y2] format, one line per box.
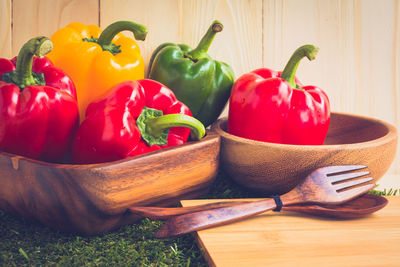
[0, 0, 399, 177]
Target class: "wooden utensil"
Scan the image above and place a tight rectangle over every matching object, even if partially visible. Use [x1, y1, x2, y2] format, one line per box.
[129, 193, 387, 220]
[155, 165, 376, 238]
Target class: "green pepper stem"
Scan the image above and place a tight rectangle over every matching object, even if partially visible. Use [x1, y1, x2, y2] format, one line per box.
[146, 113, 206, 141]
[97, 21, 147, 47]
[12, 36, 52, 88]
[185, 20, 223, 60]
[280, 44, 319, 88]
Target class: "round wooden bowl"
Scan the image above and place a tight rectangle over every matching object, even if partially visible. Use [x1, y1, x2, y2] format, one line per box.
[212, 112, 398, 196]
[0, 131, 220, 235]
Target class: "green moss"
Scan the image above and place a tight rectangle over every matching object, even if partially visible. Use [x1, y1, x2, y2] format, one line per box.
[0, 213, 208, 266]
[0, 171, 240, 266]
[368, 187, 399, 196]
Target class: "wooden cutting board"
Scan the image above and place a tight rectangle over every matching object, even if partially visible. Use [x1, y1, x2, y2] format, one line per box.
[181, 196, 400, 267]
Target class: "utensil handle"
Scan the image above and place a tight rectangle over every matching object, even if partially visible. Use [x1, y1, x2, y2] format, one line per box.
[155, 198, 277, 238]
[129, 200, 251, 220]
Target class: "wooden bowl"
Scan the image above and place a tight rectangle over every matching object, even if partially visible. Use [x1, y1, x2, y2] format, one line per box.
[212, 112, 398, 195]
[0, 131, 220, 235]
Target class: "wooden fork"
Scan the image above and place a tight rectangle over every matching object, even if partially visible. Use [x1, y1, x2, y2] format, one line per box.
[154, 165, 375, 238]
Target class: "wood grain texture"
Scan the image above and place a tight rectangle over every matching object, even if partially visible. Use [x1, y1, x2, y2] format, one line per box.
[0, 132, 220, 235]
[12, 0, 99, 55]
[212, 113, 398, 195]
[100, 0, 179, 74]
[263, 0, 400, 174]
[183, 196, 400, 267]
[0, 0, 11, 58]
[0, 0, 399, 177]
[100, 0, 263, 77]
[264, 0, 356, 112]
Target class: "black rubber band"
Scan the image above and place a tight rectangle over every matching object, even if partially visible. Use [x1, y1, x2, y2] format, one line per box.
[272, 195, 283, 212]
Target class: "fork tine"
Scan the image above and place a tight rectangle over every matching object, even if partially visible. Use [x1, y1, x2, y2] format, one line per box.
[333, 177, 374, 191]
[321, 165, 367, 175]
[338, 183, 376, 201]
[329, 171, 370, 183]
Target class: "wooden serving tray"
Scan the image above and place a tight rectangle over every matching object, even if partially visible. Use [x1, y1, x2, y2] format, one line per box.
[0, 131, 220, 235]
[182, 196, 400, 267]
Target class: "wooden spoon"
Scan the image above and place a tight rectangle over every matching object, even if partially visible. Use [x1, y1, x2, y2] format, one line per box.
[282, 193, 387, 218]
[129, 193, 387, 220]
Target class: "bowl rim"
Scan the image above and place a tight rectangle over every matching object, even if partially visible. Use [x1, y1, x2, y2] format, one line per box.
[212, 111, 398, 151]
[0, 130, 220, 169]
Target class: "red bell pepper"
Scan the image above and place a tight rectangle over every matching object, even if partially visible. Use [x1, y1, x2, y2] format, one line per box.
[71, 79, 205, 164]
[0, 36, 79, 162]
[228, 44, 330, 145]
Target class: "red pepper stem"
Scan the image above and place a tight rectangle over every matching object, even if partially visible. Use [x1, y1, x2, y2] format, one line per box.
[280, 44, 319, 88]
[185, 20, 223, 60]
[13, 36, 53, 88]
[137, 107, 205, 146]
[97, 21, 147, 47]
[146, 114, 206, 140]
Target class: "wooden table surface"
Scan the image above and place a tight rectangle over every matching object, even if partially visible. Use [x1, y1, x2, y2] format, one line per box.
[181, 196, 400, 267]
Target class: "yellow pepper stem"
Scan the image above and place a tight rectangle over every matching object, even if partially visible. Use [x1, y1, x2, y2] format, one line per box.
[97, 21, 147, 51]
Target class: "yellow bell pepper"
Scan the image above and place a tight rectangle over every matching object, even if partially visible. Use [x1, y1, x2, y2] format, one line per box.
[47, 21, 147, 121]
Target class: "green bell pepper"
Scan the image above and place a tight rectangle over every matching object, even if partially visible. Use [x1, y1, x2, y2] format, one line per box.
[147, 20, 235, 127]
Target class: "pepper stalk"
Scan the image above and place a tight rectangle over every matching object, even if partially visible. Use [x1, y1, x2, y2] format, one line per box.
[280, 44, 319, 90]
[137, 107, 206, 146]
[185, 20, 223, 61]
[84, 20, 147, 55]
[1, 36, 52, 89]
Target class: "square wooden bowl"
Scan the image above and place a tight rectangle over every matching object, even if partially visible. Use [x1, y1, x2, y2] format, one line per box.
[0, 131, 220, 235]
[212, 112, 398, 195]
